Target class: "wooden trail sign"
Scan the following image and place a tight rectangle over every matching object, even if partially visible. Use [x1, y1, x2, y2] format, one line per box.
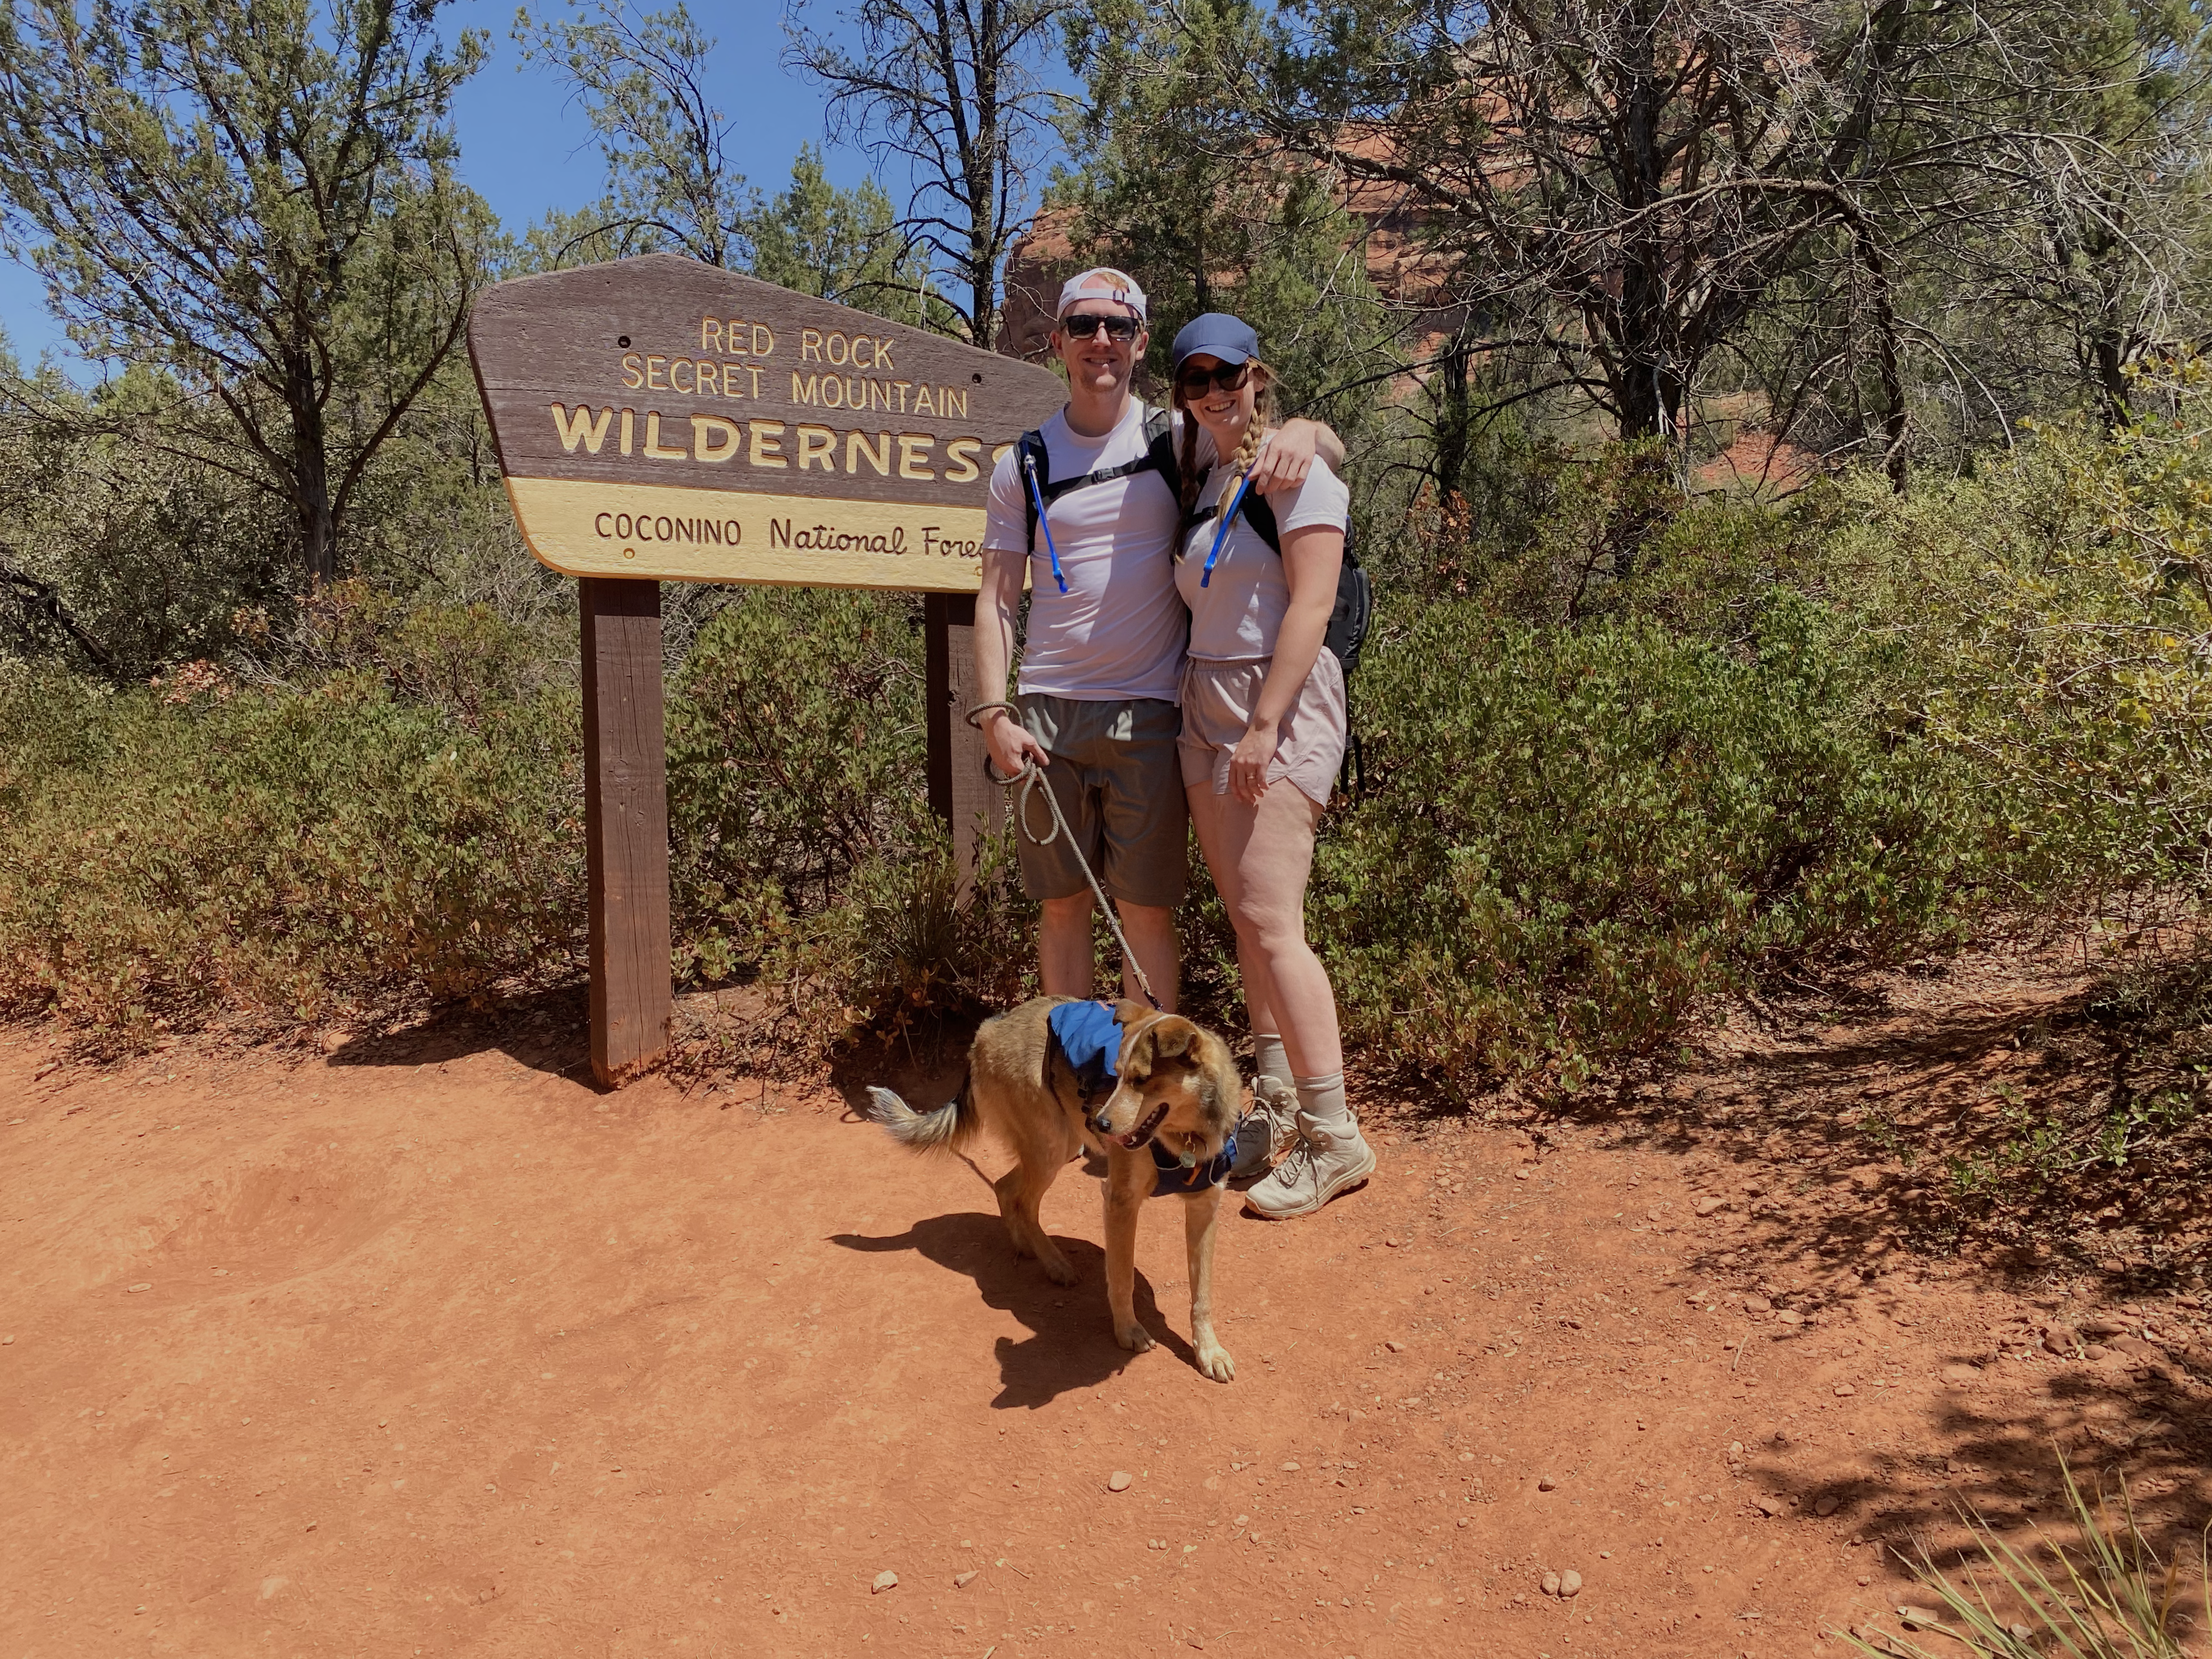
[471, 253, 1066, 588]
[469, 255, 1067, 1085]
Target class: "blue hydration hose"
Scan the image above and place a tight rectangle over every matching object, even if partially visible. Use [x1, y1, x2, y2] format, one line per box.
[1200, 473, 1253, 589]
[1022, 452, 1068, 594]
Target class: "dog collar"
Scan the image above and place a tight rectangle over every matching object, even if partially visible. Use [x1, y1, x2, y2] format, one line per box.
[1151, 1131, 1237, 1198]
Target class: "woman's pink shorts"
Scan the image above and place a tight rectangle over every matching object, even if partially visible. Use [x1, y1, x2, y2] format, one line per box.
[1177, 649, 1348, 806]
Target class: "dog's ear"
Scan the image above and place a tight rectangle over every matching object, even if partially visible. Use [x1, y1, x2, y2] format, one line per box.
[1111, 998, 1155, 1029]
[1149, 1016, 1198, 1060]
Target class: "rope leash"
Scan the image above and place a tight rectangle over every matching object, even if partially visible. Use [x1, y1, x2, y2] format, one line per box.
[966, 700, 1162, 1012]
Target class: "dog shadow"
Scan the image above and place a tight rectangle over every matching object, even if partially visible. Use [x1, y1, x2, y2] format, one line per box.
[829, 1209, 1200, 1409]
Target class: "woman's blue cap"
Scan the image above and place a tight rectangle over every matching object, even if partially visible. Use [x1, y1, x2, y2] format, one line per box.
[1171, 312, 1259, 373]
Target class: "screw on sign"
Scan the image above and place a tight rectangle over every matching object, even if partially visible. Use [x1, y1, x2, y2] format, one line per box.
[468, 256, 1064, 1085]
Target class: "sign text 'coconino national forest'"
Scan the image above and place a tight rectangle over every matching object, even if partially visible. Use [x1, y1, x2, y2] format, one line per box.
[468, 254, 1068, 590]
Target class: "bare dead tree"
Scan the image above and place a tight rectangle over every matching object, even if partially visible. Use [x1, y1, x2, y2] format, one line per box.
[784, 0, 1079, 349]
[1266, 0, 2200, 472]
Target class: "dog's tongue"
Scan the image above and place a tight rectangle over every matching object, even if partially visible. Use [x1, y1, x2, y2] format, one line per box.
[1119, 1104, 1167, 1148]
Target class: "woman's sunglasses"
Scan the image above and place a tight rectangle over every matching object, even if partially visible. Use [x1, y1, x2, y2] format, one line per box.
[1175, 361, 1252, 398]
[1059, 312, 1141, 343]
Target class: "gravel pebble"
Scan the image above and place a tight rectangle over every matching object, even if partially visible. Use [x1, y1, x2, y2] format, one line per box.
[1560, 1569, 1582, 1597]
[1107, 1471, 1132, 1492]
[871, 1570, 897, 1594]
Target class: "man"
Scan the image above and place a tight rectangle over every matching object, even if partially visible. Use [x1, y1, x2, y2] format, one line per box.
[972, 268, 1343, 1014]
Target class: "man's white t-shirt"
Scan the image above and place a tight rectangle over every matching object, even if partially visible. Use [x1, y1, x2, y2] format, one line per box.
[1175, 446, 1350, 660]
[982, 399, 1204, 704]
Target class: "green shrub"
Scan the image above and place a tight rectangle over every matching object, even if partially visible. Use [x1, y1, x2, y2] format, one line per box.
[1315, 591, 1981, 1088]
[665, 587, 936, 984]
[0, 654, 583, 1042]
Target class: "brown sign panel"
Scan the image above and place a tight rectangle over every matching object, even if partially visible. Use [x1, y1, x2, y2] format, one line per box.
[468, 254, 1068, 590]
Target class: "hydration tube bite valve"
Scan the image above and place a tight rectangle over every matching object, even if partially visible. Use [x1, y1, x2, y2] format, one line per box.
[1023, 452, 1068, 594]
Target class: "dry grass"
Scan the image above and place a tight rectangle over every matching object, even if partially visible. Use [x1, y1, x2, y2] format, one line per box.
[1838, 1457, 2209, 1658]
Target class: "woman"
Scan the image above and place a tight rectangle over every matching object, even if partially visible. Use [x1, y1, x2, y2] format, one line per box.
[1169, 313, 1376, 1219]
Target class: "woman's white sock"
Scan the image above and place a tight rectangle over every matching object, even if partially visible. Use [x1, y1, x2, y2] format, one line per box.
[1253, 1033, 1292, 1095]
[1293, 1071, 1350, 1132]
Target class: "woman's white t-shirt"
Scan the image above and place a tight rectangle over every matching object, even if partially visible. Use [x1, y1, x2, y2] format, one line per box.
[981, 400, 1206, 703]
[1175, 447, 1350, 661]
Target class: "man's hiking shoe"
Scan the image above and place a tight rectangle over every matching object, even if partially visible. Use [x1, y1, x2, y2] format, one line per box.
[1230, 1079, 1298, 1180]
[1244, 1117, 1376, 1220]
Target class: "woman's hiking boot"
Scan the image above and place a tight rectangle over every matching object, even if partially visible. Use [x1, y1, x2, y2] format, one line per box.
[1230, 1078, 1298, 1181]
[1243, 1113, 1375, 1219]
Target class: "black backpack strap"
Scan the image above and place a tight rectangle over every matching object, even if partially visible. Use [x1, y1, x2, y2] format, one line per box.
[1024, 408, 1181, 552]
[1016, 427, 1049, 552]
[1142, 406, 1179, 503]
[1240, 492, 1282, 554]
[1182, 485, 1283, 552]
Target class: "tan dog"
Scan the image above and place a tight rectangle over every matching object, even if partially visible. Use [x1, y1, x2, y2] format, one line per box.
[864, 996, 1245, 1381]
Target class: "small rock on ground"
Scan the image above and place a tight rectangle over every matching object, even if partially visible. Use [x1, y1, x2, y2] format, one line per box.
[1107, 1471, 1132, 1492]
[870, 1571, 897, 1594]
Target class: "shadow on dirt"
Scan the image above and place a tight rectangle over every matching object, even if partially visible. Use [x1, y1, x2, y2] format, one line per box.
[1504, 951, 2212, 1302]
[830, 1209, 1194, 1407]
[1739, 1365, 2212, 1566]
[319, 985, 596, 1084]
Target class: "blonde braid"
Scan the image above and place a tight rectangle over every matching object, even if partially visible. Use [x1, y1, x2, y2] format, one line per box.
[1227, 362, 1276, 494]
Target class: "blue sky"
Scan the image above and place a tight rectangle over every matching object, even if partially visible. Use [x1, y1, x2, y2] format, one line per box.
[0, 0, 902, 376]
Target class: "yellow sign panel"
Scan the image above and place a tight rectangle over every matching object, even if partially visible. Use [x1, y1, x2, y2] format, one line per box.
[504, 477, 993, 587]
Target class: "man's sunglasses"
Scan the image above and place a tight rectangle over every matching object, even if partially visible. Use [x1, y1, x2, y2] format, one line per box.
[1059, 312, 1141, 343]
[1175, 361, 1252, 397]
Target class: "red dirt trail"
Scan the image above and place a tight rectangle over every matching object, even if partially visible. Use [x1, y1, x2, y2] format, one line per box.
[3, 975, 2205, 1658]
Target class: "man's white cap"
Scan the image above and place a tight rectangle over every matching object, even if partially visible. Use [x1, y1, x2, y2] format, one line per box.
[1055, 267, 1148, 323]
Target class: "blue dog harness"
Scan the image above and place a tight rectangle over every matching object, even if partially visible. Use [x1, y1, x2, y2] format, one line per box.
[1045, 1001, 1236, 1199]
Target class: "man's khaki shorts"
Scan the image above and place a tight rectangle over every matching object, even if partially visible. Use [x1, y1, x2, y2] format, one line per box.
[1012, 693, 1188, 908]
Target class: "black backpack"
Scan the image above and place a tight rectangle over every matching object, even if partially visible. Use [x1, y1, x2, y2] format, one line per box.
[1180, 489, 1373, 677]
[1016, 407, 1181, 560]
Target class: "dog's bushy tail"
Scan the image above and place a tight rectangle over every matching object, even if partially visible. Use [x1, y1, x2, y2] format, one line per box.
[863, 1082, 972, 1153]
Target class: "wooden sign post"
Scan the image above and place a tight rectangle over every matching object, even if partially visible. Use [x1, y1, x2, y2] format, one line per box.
[469, 254, 1066, 1086]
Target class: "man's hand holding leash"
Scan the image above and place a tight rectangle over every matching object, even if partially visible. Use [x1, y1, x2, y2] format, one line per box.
[975, 701, 1050, 777]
